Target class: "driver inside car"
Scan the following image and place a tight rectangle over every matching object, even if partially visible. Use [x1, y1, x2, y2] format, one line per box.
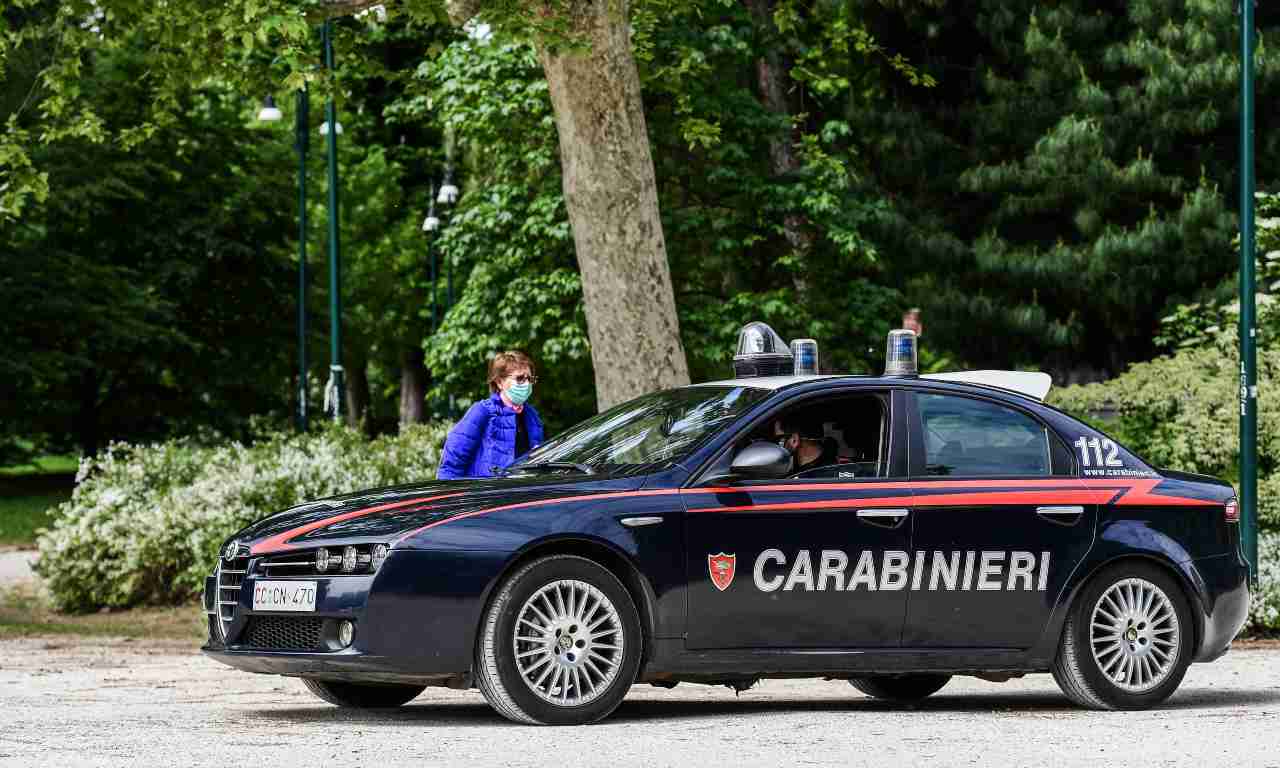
[773, 416, 839, 477]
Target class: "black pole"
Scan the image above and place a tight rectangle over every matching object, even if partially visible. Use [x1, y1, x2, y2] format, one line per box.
[323, 19, 344, 422]
[1238, 0, 1259, 582]
[295, 85, 310, 432]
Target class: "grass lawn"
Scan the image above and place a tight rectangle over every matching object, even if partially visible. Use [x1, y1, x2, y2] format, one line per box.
[0, 454, 78, 478]
[0, 491, 71, 547]
[0, 453, 77, 547]
[0, 582, 206, 641]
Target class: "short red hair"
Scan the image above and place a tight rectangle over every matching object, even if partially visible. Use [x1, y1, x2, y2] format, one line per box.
[488, 350, 536, 394]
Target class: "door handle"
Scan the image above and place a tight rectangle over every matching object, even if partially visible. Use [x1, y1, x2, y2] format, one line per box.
[619, 516, 664, 528]
[1037, 505, 1084, 525]
[856, 508, 909, 528]
[856, 508, 910, 519]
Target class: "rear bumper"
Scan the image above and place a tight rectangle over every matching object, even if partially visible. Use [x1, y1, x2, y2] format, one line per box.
[1191, 553, 1251, 663]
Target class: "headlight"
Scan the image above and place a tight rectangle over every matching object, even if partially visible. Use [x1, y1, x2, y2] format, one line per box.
[371, 544, 388, 571]
[342, 545, 358, 573]
[315, 547, 330, 573]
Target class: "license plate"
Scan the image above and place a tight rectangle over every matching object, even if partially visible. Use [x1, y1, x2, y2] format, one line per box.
[252, 580, 317, 612]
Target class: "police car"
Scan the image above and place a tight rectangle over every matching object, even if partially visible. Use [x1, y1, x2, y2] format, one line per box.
[203, 324, 1250, 725]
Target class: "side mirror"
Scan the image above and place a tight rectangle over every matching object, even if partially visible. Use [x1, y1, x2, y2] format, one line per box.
[730, 440, 794, 480]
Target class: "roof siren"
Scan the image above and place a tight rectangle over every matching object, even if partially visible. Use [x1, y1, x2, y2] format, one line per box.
[884, 329, 918, 376]
[733, 322, 794, 378]
[790, 338, 819, 376]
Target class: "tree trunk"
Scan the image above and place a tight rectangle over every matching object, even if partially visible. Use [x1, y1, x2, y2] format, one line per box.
[345, 359, 371, 433]
[399, 346, 428, 429]
[535, 0, 691, 411]
[744, 0, 813, 290]
[76, 366, 100, 457]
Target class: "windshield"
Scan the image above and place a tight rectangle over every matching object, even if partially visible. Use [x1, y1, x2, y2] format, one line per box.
[511, 385, 769, 476]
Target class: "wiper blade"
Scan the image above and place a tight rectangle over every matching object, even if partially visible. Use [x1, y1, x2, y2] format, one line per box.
[509, 461, 595, 475]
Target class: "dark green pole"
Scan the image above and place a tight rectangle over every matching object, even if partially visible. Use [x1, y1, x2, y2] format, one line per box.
[1239, 0, 1258, 583]
[323, 19, 344, 422]
[295, 85, 310, 433]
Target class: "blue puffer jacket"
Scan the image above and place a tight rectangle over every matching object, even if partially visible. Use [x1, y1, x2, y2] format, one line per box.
[437, 392, 545, 479]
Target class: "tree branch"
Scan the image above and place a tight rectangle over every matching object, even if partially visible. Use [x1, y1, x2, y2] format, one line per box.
[309, 0, 477, 26]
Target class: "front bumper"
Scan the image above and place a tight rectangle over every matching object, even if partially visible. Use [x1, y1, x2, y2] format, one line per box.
[201, 548, 512, 680]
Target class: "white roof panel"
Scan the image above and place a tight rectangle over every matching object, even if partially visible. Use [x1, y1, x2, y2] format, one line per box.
[922, 370, 1052, 401]
[689, 370, 1052, 401]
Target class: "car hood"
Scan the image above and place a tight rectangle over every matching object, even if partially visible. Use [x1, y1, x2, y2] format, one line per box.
[233, 473, 646, 556]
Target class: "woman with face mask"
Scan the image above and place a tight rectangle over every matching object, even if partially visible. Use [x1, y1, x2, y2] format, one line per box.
[437, 350, 545, 479]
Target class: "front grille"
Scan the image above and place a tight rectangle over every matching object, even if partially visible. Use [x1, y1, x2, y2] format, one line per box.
[216, 554, 250, 640]
[241, 616, 325, 651]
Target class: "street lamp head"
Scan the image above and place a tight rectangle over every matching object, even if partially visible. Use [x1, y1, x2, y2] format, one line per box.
[422, 189, 440, 232]
[257, 95, 283, 122]
[437, 165, 459, 205]
[319, 121, 344, 136]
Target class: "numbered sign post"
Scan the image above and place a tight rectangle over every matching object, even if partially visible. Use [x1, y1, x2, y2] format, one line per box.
[1239, 0, 1259, 584]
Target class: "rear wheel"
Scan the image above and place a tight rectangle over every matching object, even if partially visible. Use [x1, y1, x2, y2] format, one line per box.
[475, 554, 643, 725]
[1051, 562, 1193, 710]
[301, 678, 425, 708]
[849, 674, 951, 703]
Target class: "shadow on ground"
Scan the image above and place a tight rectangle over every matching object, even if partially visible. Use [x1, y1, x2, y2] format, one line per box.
[247, 685, 1280, 727]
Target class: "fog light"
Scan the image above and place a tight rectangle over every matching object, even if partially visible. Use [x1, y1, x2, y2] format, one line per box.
[316, 547, 330, 573]
[342, 545, 358, 573]
[371, 544, 388, 571]
[339, 620, 355, 648]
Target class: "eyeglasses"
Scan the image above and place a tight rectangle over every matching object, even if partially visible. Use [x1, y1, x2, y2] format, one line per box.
[509, 374, 537, 385]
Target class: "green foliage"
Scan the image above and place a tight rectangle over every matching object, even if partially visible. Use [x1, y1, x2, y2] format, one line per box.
[1, 29, 306, 458]
[1251, 531, 1280, 633]
[850, 0, 1279, 378]
[33, 423, 451, 612]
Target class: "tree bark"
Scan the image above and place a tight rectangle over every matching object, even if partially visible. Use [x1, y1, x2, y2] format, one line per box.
[744, 0, 813, 290]
[399, 345, 428, 429]
[345, 358, 371, 433]
[537, 0, 691, 410]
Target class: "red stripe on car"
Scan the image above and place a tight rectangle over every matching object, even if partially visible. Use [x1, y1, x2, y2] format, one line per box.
[251, 492, 466, 555]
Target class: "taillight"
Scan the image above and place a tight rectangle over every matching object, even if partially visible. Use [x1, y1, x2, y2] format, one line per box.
[1224, 500, 1239, 522]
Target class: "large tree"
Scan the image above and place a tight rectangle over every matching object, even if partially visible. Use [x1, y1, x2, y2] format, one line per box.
[3, 0, 691, 413]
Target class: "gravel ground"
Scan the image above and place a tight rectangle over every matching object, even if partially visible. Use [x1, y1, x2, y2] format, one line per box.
[1, 638, 1278, 768]
[0, 551, 36, 585]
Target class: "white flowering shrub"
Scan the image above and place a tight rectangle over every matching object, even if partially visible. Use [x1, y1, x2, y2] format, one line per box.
[34, 423, 451, 612]
[1249, 531, 1280, 633]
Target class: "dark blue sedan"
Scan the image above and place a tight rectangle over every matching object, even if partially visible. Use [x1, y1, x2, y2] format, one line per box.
[204, 330, 1249, 724]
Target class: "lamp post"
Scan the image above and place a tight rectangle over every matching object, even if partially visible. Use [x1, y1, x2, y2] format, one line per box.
[258, 93, 309, 432]
[1238, 0, 1259, 584]
[322, 18, 345, 423]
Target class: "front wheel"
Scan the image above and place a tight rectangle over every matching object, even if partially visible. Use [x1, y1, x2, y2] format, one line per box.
[1051, 562, 1193, 710]
[849, 674, 950, 702]
[301, 678, 425, 708]
[475, 555, 643, 725]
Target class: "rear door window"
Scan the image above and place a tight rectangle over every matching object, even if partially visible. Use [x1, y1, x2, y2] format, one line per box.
[915, 393, 1060, 477]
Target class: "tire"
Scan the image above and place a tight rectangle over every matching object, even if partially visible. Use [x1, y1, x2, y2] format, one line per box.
[1051, 561, 1193, 710]
[301, 678, 425, 708]
[849, 674, 951, 702]
[475, 554, 643, 725]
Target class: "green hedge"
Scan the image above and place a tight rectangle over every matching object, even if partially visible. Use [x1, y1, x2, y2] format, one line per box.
[34, 424, 450, 612]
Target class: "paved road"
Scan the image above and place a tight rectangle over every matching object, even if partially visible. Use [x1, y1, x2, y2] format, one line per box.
[1, 637, 1277, 768]
[0, 551, 36, 586]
